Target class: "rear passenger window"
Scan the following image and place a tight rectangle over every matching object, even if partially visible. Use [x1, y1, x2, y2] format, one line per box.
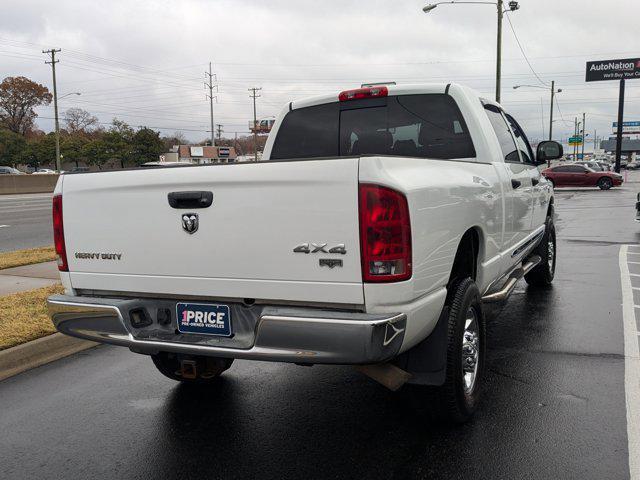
[484, 105, 519, 163]
[271, 103, 339, 159]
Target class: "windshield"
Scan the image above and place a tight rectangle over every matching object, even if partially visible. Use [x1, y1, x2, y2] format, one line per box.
[270, 94, 476, 160]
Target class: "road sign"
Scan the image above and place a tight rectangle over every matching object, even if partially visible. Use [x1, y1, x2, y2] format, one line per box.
[612, 121, 640, 134]
[569, 136, 583, 146]
[586, 58, 640, 82]
[586, 57, 640, 173]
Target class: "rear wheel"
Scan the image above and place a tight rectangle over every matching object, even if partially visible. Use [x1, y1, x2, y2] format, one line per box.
[151, 352, 233, 384]
[524, 215, 556, 286]
[598, 177, 613, 190]
[411, 277, 485, 424]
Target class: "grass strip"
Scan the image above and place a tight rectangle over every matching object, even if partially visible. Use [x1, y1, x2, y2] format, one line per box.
[0, 283, 63, 351]
[0, 246, 56, 270]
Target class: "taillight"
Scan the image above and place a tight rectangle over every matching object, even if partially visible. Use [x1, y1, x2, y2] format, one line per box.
[359, 184, 411, 282]
[339, 86, 388, 102]
[52, 194, 68, 272]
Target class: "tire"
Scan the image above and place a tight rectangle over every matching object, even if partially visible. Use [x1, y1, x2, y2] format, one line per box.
[598, 177, 613, 190]
[411, 278, 485, 424]
[151, 352, 233, 384]
[524, 215, 556, 286]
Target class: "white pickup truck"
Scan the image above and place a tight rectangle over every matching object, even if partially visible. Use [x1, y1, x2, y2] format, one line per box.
[48, 83, 562, 423]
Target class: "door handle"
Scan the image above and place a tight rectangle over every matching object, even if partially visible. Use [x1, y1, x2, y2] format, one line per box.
[511, 179, 522, 189]
[531, 177, 540, 186]
[168, 191, 214, 209]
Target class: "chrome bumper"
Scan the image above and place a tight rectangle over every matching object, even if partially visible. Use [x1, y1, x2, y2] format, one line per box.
[47, 294, 406, 365]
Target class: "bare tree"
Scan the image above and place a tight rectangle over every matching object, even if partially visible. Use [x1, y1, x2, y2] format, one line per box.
[64, 107, 98, 135]
[0, 76, 52, 135]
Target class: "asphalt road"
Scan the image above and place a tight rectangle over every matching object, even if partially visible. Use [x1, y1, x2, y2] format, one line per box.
[0, 193, 53, 253]
[1, 179, 639, 479]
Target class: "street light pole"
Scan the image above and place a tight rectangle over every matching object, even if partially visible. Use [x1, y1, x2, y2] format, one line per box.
[422, 1, 519, 104]
[495, 0, 503, 103]
[513, 83, 562, 141]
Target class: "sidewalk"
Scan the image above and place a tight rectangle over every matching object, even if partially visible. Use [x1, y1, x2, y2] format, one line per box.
[0, 261, 60, 296]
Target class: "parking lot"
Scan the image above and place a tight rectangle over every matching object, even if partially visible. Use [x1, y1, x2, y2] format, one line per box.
[0, 174, 637, 479]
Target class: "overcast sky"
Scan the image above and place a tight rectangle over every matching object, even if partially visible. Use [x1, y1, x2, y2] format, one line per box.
[1, 0, 638, 147]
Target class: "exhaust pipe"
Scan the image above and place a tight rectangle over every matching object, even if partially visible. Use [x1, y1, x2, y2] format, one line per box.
[355, 363, 412, 391]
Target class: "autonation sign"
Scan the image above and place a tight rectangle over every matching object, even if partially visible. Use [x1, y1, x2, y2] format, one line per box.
[586, 58, 640, 82]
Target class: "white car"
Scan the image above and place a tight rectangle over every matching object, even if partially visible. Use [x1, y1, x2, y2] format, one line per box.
[32, 169, 57, 174]
[47, 83, 562, 423]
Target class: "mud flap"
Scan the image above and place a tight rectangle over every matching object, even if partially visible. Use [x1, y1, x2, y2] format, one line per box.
[393, 306, 449, 386]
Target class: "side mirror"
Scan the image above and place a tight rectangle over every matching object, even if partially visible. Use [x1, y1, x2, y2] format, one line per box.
[536, 141, 563, 165]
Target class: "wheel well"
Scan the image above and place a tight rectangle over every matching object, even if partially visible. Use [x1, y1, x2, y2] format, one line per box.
[546, 197, 554, 218]
[447, 228, 480, 289]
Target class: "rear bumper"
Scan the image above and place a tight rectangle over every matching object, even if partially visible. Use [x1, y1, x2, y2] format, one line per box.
[47, 294, 406, 365]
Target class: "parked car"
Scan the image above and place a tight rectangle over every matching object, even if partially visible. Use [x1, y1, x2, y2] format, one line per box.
[575, 161, 605, 171]
[542, 164, 623, 189]
[32, 168, 57, 175]
[626, 161, 640, 170]
[596, 161, 612, 171]
[47, 83, 563, 423]
[0, 166, 23, 174]
[70, 166, 90, 173]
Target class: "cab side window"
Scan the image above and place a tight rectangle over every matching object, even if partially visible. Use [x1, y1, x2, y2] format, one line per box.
[484, 104, 519, 163]
[505, 114, 535, 165]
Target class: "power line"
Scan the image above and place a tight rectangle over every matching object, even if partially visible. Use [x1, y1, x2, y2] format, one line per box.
[504, 12, 547, 86]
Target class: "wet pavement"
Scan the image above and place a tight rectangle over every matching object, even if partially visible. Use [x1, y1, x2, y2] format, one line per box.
[1, 179, 638, 479]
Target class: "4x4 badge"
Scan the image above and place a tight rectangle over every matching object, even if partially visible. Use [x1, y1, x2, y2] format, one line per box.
[182, 213, 199, 234]
[293, 243, 347, 254]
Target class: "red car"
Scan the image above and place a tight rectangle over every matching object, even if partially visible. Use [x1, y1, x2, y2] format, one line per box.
[542, 164, 623, 190]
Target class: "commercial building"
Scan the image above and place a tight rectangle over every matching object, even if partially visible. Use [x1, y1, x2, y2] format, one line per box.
[600, 121, 640, 156]
[159, 145, 238, 164]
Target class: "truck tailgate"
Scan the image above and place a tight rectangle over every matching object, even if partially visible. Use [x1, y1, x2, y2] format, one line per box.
[62, 159, 364, 305]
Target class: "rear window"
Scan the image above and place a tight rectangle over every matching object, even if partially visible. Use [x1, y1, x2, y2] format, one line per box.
[270, 94, 475, 160]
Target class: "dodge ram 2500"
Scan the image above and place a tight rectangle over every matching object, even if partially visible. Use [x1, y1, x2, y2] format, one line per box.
[47, 83, 563, 423]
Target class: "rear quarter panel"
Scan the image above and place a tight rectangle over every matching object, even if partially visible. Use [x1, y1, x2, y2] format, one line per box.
[359, 156, 504, 349]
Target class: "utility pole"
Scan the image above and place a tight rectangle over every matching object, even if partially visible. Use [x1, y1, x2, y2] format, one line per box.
[573, 117, 578, 161]
[216, 124, 223, 142]
[248, 87, 262, 162]
[548, 80, 555, 140]
[495, 0, 503, 103]
[205, 62, 217, 147]
[43, 48, 61, 171]
[581, 112, 586, 160]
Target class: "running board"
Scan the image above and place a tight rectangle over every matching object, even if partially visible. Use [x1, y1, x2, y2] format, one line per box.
[481, 255, 542, 303]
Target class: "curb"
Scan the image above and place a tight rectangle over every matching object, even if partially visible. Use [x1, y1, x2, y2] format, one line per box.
[0, 333, 97, 381]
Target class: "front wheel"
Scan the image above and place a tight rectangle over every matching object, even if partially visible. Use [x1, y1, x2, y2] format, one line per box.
[598, 177, 613, 190]
[411, 277, 486, 424]
[151, 352, 233, 384]
[525, 215, 556, 286]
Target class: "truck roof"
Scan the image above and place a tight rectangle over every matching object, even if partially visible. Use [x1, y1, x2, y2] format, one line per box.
[289, 83, 482, 110]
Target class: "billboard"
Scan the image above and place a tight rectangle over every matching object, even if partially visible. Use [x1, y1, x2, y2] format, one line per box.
[190, 146, 204, 157]
[585, 58, 640, 82]
[612, 121, 640, 134]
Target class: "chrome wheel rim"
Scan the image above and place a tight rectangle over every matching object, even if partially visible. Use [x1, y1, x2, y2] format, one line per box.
[462, 307, 479, 393]
[547, 235, 555, 271]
